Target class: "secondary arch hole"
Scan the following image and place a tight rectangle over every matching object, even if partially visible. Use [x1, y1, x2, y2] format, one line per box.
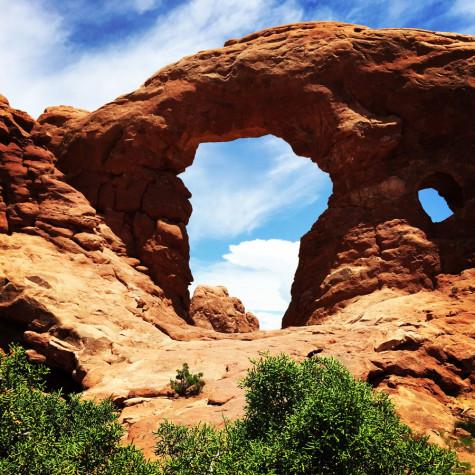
[417, 173, 462, 223]
[180, 135, 332, 330]
[418, 188, 454, 222]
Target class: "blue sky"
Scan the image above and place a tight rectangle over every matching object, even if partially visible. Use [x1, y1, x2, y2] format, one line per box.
[0, 0, 467, 328]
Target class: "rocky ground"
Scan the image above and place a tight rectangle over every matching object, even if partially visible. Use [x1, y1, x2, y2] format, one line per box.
[1, 231, 473, 464]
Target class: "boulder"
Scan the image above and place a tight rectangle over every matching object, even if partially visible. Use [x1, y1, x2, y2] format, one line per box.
[190, 285, 259, 333]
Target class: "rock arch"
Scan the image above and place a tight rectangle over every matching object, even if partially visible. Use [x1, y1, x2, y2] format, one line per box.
[36, 22, 475, 326]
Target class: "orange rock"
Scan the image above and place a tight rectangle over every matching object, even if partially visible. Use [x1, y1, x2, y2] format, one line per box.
[0, 21, 474, 464]
[36, 22, 475, 323]
[190, 285, 259, 333]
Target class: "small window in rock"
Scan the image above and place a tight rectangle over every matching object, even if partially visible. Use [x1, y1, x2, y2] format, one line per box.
[418, 188, 454, 222]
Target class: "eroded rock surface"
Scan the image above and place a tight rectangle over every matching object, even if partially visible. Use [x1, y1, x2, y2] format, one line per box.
[0, 96, 195, 381]
[0, 21, 474, 465]
[38, 22, 475, 324]
[114, 271, 475, 464]
[190, 285, 259, 333]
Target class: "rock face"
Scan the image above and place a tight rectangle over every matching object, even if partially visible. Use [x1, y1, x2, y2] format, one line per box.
[0, 22, 474, 465]
[0, 94, 196, 381]
[38, 22, 475, 325]
[0, 96, 101, 249]
[190, 285, 259, 333]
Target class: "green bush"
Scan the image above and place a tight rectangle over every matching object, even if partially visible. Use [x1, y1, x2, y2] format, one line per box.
[0, 346, 465, 474]
[155, 354, 464, 475]
[0, 345, 159, 475]
[170, 363, 204, 396]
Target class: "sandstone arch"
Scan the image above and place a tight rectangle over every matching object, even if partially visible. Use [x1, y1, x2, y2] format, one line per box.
[37, 22, 475, 326]
[1, 23, 475, 463]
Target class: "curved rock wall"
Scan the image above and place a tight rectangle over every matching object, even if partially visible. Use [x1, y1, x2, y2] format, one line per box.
[0, 95, 192, 381]
[36, 22, 475, 326]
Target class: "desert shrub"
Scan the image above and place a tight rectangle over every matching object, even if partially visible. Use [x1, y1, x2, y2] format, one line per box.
[155, 354, 464, 475]
[0, 345, 159, 475]
[155, 421, 228, 474]
[170, 363, 204, 396]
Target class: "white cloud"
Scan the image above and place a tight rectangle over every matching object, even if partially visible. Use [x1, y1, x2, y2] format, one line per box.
[451, 0, 475, 17]
[253, 311, 284, 331]
[183, 136, 330, 242]
[2, 0, 473, 118]
[191, 239, 299, 330]
[0, 0, 303, 117]
[132, 0, 161, 14]
[223, 239, 299, 275]
[450, 0, 475, 34]
[0, 1, 68, 79]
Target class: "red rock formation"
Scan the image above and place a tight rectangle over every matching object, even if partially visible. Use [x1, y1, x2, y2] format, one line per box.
[0, 95, 191, 378]
[38, 22, 475, 326]
[0, 96, 100, 245]
[190, 285, 259, 333]
[0, 21, 474, 465]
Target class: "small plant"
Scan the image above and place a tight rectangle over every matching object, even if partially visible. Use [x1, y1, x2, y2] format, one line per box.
[170, 363, 205, 397]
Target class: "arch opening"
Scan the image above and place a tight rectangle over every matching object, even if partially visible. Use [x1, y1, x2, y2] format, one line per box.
[418, 188, 454, 223]
[180, 135, 332, 331]
[417, 173, 463, 223]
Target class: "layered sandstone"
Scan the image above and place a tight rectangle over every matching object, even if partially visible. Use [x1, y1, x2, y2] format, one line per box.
[0, 21, 474, 465]
[190, 285, 259, 333]
[37, 22, 475, 325]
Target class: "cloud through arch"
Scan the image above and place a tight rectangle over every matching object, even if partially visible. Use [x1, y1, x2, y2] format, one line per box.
[184, 136, 332, 330]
